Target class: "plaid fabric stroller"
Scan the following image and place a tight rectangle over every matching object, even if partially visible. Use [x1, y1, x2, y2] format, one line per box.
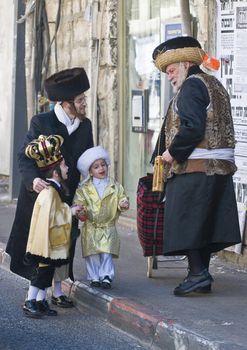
[136, 174, 165, 257]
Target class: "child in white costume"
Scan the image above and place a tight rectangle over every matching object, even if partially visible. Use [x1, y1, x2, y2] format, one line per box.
[73, 146, 129, 288]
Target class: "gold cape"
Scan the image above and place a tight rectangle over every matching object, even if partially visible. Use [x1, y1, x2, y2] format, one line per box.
[26, 186, 71, 261]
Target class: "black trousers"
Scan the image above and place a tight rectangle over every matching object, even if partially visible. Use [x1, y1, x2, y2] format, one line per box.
[30, 265, 55, 290]
[186, 248, 211, 274]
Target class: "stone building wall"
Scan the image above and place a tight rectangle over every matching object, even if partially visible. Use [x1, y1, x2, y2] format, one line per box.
[45, 0, 90, 73]
[44, 0, 119, 178]
[97, 1, 119, 178]
[193, 0, 217, 53]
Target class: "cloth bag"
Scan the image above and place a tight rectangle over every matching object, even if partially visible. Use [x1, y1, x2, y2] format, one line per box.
[136, 174, 164, 257]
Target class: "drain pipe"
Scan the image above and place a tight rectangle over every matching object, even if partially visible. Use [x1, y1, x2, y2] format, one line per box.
[90, 0, 106, 144]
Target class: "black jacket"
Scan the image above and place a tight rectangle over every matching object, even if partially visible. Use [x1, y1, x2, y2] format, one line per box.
[151, 66, 210, 164]
[6, 110, 94, 279]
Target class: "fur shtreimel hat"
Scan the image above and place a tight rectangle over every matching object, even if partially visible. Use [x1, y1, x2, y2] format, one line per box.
[77, 146, 111, 178]
[152, 36, 205, 72]
[44, 67, 90, 101]
[25, 134, 64, 170]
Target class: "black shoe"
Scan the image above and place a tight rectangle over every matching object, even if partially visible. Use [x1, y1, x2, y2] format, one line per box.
[51, 295, 74, 308]
[195, 284, 212, 293]
[36, 300, 58, 316]
[101, 276, 112, 289]
[174, 269, 212, 296]
[23, 299, 44, 318]
[90, 280, 101, 288]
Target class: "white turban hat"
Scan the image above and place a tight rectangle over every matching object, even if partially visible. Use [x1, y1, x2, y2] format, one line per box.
[77, 145, 111, 178]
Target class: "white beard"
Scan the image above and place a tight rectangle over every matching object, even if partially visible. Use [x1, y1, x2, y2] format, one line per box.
[171, 63, 188, 93]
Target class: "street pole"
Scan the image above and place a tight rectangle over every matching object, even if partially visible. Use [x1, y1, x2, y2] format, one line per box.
[179, 0, 192, 36]
[9, 0, 27, 199]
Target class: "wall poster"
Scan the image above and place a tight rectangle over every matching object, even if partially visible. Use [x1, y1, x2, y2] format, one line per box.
[217, 0, 247, 253]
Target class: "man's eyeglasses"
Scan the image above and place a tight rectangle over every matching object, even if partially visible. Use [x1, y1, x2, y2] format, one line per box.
[69, 95, 87, 105]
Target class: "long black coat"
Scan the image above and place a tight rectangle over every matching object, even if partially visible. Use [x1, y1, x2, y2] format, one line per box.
[162, 66, 241, 255]
[6, 110, 94, 279]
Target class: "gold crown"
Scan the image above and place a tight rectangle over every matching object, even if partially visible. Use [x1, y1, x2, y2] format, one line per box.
[25, 135, 64, 170]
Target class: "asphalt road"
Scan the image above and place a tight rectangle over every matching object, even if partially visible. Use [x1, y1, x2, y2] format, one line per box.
[0, 267, 146, 350]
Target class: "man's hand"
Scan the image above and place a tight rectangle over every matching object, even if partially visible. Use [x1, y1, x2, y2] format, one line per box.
[161, 149, 174, 164]
[32, 177, 50, 193]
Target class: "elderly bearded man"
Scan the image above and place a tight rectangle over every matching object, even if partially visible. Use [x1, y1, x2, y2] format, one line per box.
[152, 36, 241, 296]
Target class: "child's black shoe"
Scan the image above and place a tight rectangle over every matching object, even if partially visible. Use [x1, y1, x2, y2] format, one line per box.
[51, 295, 74, 308]
[37, 299, 58, 316]
[90, 280, 101, 287]
[101, 276, 112, 289]
[23, 299, 43, 318]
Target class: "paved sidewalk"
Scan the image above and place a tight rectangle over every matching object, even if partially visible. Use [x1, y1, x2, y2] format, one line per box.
[0, 202, 247, 350]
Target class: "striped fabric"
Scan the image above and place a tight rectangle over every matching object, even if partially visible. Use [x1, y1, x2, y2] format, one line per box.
[136, 175, 164, 257]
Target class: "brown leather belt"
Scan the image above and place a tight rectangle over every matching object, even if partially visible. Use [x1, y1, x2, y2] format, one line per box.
[184, 159, 207, 173]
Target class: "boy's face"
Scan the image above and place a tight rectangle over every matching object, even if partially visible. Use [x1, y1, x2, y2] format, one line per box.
[89, 159, 108, 179]
[60, 159, 69, 180]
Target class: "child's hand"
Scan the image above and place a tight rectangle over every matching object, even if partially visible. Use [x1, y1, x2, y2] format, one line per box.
[71, 204, 83, 216]
[119, 199, 129, 209]
[77, 207, 88, 222]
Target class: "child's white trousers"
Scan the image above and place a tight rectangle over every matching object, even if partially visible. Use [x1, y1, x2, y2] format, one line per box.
[85, 253, 114, 281]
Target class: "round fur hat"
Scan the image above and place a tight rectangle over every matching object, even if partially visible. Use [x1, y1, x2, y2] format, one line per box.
[152, 36, 205, 72]
[77, 146, 111, 178]
[44, 67, 90, 101]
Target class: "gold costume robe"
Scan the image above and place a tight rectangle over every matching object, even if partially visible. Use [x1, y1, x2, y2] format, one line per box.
[73, 178, 128, 258]
[26, 186, 71, 263]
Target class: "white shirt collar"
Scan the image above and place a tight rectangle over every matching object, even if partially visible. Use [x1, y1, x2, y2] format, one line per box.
[92, 177, 109, 198]
[46, 178, 61, 187]
[54, 102, 80, 135]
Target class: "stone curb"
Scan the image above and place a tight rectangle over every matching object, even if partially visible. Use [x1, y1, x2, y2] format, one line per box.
[0, 245, 245, 350]
[62, 278, 244, 350]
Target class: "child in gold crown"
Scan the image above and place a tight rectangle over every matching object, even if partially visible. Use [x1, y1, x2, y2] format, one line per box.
[73, 146, 129, 289]
[23, 135, 82, 318]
